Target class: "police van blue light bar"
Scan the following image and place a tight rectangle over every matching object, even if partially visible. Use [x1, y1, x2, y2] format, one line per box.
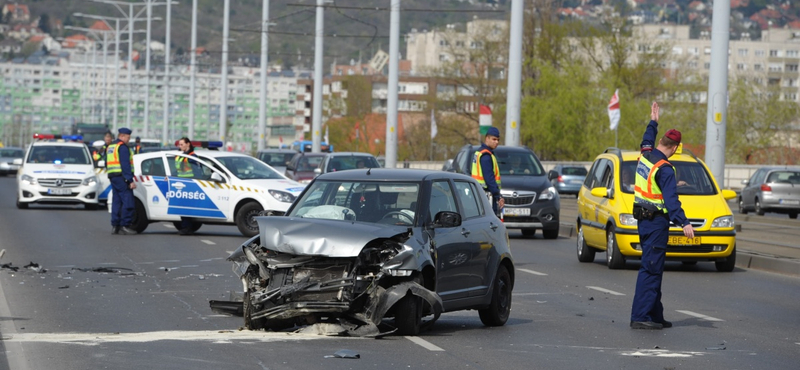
[33, 133, 83, 141]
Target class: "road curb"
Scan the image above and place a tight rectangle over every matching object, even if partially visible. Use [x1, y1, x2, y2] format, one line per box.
[736, 252, 800, 277]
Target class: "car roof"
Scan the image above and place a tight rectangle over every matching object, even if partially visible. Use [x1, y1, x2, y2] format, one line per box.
[327, 152, 376, 157]
[30, 141, 87, 148]
[316, 168, 474, 182]
[257, 149, 297, 153]
[614, 149, 702, 164]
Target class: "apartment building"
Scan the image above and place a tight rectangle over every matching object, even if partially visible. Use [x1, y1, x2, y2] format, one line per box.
[406, 18, 507, 75]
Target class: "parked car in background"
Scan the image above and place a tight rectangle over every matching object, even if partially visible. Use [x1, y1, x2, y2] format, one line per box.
[0, 147, 24, 175]
[576, 147, 738, 271]
[739, 166, 800, 219]
[550, 164, 588, 196]
[377, 155, 386, 168]
[256, 148, 297, 174]
[285, 152, 327, 184]
[317, 152, 381, 175]
[450, 145, 560, 239]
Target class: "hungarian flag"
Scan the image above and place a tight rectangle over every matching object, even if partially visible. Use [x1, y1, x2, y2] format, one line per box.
[355, 122, 360, 139]
[430, 110, 437, 139]
[608, 89, 620, 130]
[479, 105, 492, 127]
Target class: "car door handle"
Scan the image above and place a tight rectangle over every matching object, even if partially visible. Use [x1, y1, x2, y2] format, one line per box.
[490, 223, 499, 231]
[461, 228, 470, 236]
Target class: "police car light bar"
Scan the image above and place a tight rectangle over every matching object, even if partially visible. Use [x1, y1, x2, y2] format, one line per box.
[174, 140, 223, 149]
[33, 133, 83, 141]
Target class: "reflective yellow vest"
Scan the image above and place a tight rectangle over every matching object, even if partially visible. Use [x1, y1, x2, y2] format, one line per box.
[106, 142, 133, 175]
[175, 151, 195, 177]
[633, 155, 673, 213]
[471, 149, 501, 189]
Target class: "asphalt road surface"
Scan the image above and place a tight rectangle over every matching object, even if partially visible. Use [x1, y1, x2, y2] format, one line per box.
[1, 177, 798, 370]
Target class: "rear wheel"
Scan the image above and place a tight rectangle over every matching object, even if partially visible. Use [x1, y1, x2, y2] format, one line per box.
[16, 198, 28, 209]
[738, 197, 748, 214]
[790, 212, 798, 219]
[130, 200, 149, 233]
[542, 225, 559, 240]
[755, 199, 765, 216]
[715, 245, 736, 272]
[479, 265, 512, 327]
[172, 221, 203, 232]
[236, 202, 263, 237]
[606, 231, 625, 269]
[395, 293, 422, 336]
[521, 229, 536, 237]
[576, 225, 595, 263]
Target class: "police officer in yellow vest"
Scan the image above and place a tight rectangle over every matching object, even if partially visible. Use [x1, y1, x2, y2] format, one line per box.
[108, 127, 137, 235]
[92, 132, 114, 167]
[176, 137, 199, 235]
[471, 126, 504, 216]
[630, 102, 695, 330]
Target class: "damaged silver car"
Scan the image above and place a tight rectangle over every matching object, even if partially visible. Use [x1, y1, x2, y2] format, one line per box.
[223, 169, 514, 336]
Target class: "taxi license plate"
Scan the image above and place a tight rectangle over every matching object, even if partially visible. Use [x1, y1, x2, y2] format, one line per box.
[47, 188, 72, 195]
[504, 208, 530, 216]
[668, 236, 701, 246]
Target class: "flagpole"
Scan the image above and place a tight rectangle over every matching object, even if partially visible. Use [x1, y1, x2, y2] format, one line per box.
[615, 126, 618, 148]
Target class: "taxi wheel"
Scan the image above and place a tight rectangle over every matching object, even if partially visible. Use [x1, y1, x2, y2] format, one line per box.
[479, 264, 512, 327]
[606, 231, 625, 270]
[715, 245, 736, 272]
[131, 200, 149, 233]
[16, 198, 28, 209]
[576, 225, 596, 263]
[738, 198, 748, 214]
[754, 199, 765, 216]
[236, 202, 263, 237]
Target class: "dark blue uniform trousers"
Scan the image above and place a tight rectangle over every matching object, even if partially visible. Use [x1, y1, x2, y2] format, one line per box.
[110, 176, 135, 227]
[631, 214, 669, 323]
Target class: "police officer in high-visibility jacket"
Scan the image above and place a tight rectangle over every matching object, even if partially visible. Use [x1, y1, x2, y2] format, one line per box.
[175, 137, 199, 235]
[630, 102, 695, 330]
[107, 128, 137, 235]
[470, 127, 504, 216]
[92, 132, 114, 167]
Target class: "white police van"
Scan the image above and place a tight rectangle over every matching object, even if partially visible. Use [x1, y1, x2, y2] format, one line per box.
[112, 141, 305, 236]
[16, 134, 101, 209]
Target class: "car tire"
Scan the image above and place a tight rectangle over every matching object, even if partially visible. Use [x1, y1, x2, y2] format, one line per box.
[479, 264, 512, 327]
[172, 221, 203, 233]
[131, 199, 149, 233]
[606, 230, 625, 270]
[576, 225, 595, 263]
[738, 197, 748, 214]
[789, 212, 798, 219]
[395, 293, 422, 336]
[16, 198, 28, 209]
[521, 229, 536, 237]
[715, 245, 736, 272]
[85, 203, 98, 211]
[243, 291, 265, 330]
[542, 226, 559, 240]
[235, 202, 263, 237]
[755, 199, 765, 216]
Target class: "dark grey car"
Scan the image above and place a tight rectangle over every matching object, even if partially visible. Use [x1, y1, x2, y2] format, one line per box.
[450, 145, 560, 239]
[256, 148, 297, 174]
[739, 166, 800, 218]
[219, 169, 514, 336]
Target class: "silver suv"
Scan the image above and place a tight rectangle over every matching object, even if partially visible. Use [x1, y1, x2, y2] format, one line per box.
[450, 145, 560, 238]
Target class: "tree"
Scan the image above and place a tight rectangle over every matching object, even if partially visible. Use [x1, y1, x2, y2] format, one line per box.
[38, 14, 51, 34]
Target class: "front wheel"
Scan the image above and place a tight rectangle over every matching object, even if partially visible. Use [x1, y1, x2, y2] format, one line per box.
[395, 293, 422, 336]
[542, 225, 559, 240]
[130, 200, 149, 233]
[16, 198, 28, 209]
[606, 231, 625, 269]
[172, 221, 203, 233]
[576, 225, 595, 263]
[755, 199, 765, 216]
[236, 202, 263, 237]
[738, 197, 748, 214]
[715, 245, 736, 272]
[479, 264, 512, 327]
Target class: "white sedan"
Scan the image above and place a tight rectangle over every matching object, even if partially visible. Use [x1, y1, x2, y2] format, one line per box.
[117, 150, 305, 236]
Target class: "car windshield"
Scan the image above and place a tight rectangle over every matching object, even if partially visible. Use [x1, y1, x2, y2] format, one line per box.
[0, 149, 23, 158]
[497, 152, 545, 176]
[561, 166, 587, 176]
[213, 156, 286, 180]
[27, 146, 91, 165]
[290, 180, 420, 225]
[621, 160, 717, 195]
[326, 156, 380, 172]
[258, 152, 295, 168]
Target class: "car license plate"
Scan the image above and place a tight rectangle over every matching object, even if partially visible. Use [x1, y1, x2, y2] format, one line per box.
[504, 208, 530, 216]
[779, 199, 800, 205]
[668, 236, 701, 246]
[47, 188, 72, 195]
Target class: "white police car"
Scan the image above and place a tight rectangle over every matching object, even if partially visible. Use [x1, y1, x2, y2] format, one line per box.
[116, 141, 305, 236]
[16, 134, 101, 209]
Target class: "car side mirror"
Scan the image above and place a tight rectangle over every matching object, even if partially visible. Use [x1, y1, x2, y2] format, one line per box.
[286, 164, 295, 171]
[548, 170, 559, 181]
[13, 158, 22, 165]
[96, 160, 106, 167]
[590, 187, 609, 198]
[721, 189, 737, 201]
[210, 172, 225, 183]
[741, 179, 749, 186]
[432, 211, 461, 228]
[314, 168, 322, 175]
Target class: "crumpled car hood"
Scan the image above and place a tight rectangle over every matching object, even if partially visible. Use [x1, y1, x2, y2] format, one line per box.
[256, 216, 409, 257]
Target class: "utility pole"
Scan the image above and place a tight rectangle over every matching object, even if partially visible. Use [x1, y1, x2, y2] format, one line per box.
[258, 0, 270, 151]
[385, 0, 400, 168]
[311, 0, 324, 153]
[162, 0, 172, 145]
[220, 0, 230, 144]
[505, 0, 522, 147]
[144, 0, 152, 137]
[704, 0, 731, 187]
[189, 0, 197, 140]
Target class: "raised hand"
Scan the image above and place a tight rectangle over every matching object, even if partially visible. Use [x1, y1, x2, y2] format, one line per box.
[651, 101, 659, 122]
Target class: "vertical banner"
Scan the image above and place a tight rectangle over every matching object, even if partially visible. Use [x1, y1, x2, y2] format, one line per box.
[608, 89, 620, 130]
[479, 105, 492, 137]
[430, 110, 437, 139]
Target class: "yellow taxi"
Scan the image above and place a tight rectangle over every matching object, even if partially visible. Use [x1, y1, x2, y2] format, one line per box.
[576, 146, 737, 271]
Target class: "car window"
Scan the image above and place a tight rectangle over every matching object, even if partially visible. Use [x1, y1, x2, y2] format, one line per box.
[562, 166, 587, 176]
[748, 169, 762, 186]
[621, 161, 637, 193]
[599, 162, 614, 189]
[213, 156, 284, 180]
[0, 149, 23, 157]
[290, 180, 419, 225]
[27, 146, 91, 165]
[429, 180, 458, 221]
[585, 159, 609, 189]
[673, 162, 716, 195]
[766, 171, 800, 184]
[297, 156, 323, 172]
[141, 157, 166, 176]
[753, 169, 766, 185]
[454, 180, 482, 219]
[167, 155, 213, 180]
[455, 148, 470, 174]
[327, 156, 379, 172]
[496, 150, 544, 176]
[258, 152, 295, 168]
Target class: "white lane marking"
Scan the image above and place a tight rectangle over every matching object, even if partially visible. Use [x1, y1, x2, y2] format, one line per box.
[586, 286, 625, 296]
[518, 268, 548, 276]
[621, 349, 705, 358]
[405, 336, 445, 351]
[200, 240, 216, 245]
[163, 223, 175, 229]
[676, 310, 724, 322]
[200, 257, 224, 262]
[2, 331, 336, 346]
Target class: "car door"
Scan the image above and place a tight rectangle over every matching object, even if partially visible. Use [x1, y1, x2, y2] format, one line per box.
[741, 169, 763, 209]
[429, 180, 472, 301]
[453, 179, 501, 298]
[580, 159, 610, 247]
[138, 155, 170, 219]
[166, 154, 229, 219]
